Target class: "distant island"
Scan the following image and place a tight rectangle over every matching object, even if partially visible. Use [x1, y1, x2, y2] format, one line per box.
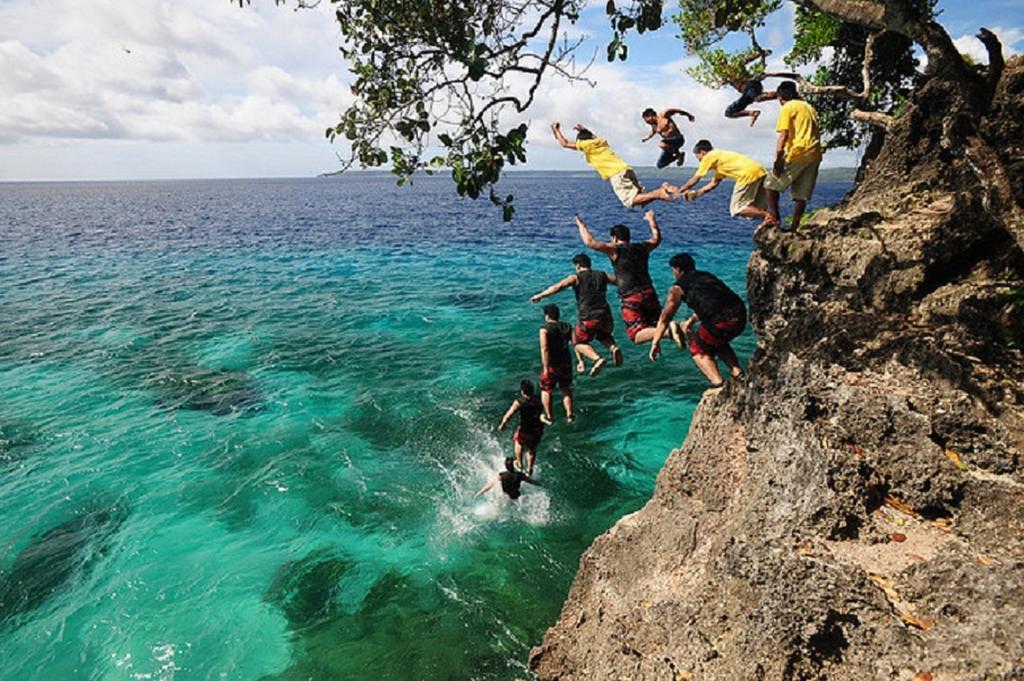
[318, 167, 859, 182]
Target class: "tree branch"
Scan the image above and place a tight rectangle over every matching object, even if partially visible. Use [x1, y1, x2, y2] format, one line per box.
[851, 109, 893, 128]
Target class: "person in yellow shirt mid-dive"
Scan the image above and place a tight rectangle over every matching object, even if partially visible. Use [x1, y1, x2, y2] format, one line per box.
[764, 81, 823, 232]
[667, 140, 778, 230]
[550, 122, 675, 209]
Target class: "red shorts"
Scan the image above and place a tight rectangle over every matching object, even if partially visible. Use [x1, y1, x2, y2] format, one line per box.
[574, 314, 614, 345]
[620, 287, 661, 341]
[513, 427, 543, 450]
[540, 364, 573, 392]
[689, 316, 746, 356]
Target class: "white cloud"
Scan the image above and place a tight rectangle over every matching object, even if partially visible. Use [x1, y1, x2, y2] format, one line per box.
[953, 26, 1022, 64]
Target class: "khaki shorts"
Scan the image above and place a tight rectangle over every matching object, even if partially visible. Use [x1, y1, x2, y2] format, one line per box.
[609, 169, 643, 208]
[729, 177, 767, 216]
[764, 160, 820, 202]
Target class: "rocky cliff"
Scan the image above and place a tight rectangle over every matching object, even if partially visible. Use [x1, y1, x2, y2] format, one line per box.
[529, 57, 1024, 681]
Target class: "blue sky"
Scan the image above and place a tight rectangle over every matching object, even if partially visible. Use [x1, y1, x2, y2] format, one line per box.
[0, 0, 1020, 181]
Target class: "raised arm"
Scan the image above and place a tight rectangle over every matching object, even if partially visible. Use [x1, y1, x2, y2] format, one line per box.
[649, 285, 684, 362]
[531, 274, 577, 303]
[642, 210, 661, 252]
[663, 108, 695, 122]
[498, 399, 520, 431]
[474, 476, 499, 498]
[550, 122, 577, 150]
[575, 215, 615, 256]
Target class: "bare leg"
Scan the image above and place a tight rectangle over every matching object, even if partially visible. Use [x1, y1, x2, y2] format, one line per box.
[574, 346, 586, 374]
[736, 204, 778, 228]
[717, 343, 744, 377]
[526, 447, 536, 477]
[576, 342, 601, 365]
[631, 326, 659, 345]
[791, 199, 808, 232]
[631, 184, 675, 207]
[691, 353, 725, 386]
[541, 390, 554, 421]
[766, 188, 781, 225]
[562, 387, 574, 422]
[514, 440, 524, 471]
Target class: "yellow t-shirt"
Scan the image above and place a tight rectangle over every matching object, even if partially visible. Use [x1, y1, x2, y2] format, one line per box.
[694, 149, 767, 186]
[576, 138, 631, 180]
[776, 100, 822, 163]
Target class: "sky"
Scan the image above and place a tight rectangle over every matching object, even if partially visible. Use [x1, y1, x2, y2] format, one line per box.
[0, 0, 1021, 181]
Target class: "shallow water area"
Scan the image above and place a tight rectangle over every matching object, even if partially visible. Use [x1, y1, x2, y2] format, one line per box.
[0, 174, 849, 679]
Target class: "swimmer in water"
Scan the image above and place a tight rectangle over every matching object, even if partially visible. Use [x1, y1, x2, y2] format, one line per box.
[474, 457, 541, 500]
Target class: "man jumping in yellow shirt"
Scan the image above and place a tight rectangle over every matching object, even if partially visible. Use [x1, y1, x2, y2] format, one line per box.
[764, 81, 823, 232]
[667, 140, 778, 229]
[551, 122, 675, 209]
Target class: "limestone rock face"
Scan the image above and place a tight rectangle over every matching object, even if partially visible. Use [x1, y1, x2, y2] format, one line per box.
[529, 59, 1024, 681]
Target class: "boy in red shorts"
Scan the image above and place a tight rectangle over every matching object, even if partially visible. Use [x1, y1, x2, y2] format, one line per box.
[575, 210, 665, 349]
[538, 304, 575, 425]
[497, 380, 546, 476]
[530, 253, 622, 377]
[648, 253, 747, 388]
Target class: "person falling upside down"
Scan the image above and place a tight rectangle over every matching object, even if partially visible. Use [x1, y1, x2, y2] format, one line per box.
[575, 210, 668, 349]
[474, 457, 541, 500]
[530, 253, 622, 377]
[641, 106, 695, 168]
[649, 253, 747, 388]
[723, 48, 777, 127]
[550, 121, 675, 208]
[538, 304, 575, 425]
[669, 139, 779, 229]
[497, 380, 546, 477]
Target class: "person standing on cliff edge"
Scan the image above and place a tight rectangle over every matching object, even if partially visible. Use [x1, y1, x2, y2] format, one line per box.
[575, 211, 677, 352]
[649, 253, 747, 388]
[764, 80, 822, 232]
[530, 253, 622, 377]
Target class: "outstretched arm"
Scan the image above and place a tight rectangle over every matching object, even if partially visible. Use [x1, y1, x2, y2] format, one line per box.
[576, 215, 615, 256]
[523, 475, 542, 487]
[474, 476, 499, 498]
[642, 210, 661, 252]
[663, 108, 695, 122]
[649, 285, 684, 361]
[531, 274, 577, 303]
[498, 400, 520, 431]
[551, 122, 577, 150]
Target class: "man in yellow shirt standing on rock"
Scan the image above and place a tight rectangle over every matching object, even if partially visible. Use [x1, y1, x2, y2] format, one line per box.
[551, 122, 675, 209]
[667, 140, 778, 229]
[764, 81, 823, 232]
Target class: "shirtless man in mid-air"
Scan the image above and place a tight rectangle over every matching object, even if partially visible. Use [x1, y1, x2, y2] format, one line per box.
[641, 107, 695, 168]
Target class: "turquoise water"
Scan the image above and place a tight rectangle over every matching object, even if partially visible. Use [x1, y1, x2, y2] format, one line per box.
[0, 175, 849, 680]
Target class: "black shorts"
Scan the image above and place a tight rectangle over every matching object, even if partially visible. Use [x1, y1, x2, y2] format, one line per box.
[656, 135, 686, 169]
[725, 80, 764, 116]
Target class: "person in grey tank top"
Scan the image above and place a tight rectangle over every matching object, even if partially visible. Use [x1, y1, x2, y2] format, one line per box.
[530, 253, 622, 377]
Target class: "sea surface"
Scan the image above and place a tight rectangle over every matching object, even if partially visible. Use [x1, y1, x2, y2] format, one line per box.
[0, 173, 849, 680]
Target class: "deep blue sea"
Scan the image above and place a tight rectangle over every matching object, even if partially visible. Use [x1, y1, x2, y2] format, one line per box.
[0, 173, 849, 680]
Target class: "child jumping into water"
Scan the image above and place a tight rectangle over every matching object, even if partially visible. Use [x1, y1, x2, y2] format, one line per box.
[550, 122, 675, 208]
[497, 380, 546, 476]
[641, 107, 695, 168]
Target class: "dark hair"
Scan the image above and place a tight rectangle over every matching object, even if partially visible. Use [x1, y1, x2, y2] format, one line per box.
[669, 253, 696, 272]
[777, 81, 799, 100]
[609, 224, 631, 242]
[693, 139, 713, 154]
[519, 379, 535, 396]
[543, 303, 560, 320]
[572, 252, 592, 268]
[641, 108, 656, 118]
[504, 457, 516, 472]
[576, 128, 595, 141]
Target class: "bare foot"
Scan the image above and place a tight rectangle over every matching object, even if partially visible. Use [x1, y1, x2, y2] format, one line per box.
[749, 110, 761, 127]
[675, 152, 686, 167]
[576, 359, 586, 374]
[756, 215, 779, 230]
[611, 346, 623, 366]
[661, 182, 681, 200]
[589, 357, 607, 378]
